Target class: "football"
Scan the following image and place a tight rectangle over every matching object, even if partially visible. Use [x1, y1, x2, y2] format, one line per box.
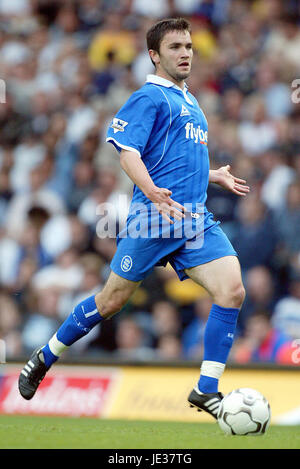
[217, 388, 271, 436]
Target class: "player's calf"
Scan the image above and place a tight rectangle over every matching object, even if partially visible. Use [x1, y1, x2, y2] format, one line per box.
[41, 294, 103, 369]
[18, 294, 103, 400]
[18, 274, 140, 400]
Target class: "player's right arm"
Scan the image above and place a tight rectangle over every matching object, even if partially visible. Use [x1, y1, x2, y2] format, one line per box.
[106, 90, 185, 224]
[120, 149, 185, 224]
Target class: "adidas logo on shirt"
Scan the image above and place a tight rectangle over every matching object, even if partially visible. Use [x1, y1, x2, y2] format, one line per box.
[180, 104, 190, 116]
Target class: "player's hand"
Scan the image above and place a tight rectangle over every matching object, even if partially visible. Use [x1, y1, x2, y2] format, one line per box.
[211, 165, 250, 196]
[147, 186, 186, 224]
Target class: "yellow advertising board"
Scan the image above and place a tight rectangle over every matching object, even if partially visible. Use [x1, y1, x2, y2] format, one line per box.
[1, 364, 300, 424]
[107, 366, 300, 424]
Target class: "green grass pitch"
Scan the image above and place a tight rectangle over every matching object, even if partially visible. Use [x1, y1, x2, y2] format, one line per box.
[0, 415, 299, 449]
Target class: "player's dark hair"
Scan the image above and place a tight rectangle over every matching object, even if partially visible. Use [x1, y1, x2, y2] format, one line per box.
[146, 18, 192, 66]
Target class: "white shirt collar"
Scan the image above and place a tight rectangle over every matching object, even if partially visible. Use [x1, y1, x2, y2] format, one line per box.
[146, 74, 188, 92]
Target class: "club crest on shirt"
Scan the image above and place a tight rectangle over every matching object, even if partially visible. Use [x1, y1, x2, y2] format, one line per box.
[111, 118, 128, 133]
[121, 255, 133, 272]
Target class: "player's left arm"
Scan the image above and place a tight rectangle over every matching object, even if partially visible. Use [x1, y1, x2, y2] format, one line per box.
[209, 165, 250, 196]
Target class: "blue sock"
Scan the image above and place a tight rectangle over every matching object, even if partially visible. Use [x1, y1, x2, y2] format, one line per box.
[42, 295, 103, 368]
[42, 343, 58, 368]
[198, 304, 239, 393]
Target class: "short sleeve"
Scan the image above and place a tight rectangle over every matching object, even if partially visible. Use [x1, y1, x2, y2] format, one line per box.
[106, 91, 157, 158]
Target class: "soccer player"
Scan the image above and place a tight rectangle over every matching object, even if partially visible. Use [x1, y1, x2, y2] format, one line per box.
[19, 18, 249, 419]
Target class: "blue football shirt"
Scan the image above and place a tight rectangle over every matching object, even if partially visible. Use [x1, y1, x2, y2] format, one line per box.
[106, 74, 210, 214]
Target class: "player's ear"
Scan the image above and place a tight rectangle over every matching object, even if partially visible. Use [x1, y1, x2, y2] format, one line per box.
[149, 49, 160, 67]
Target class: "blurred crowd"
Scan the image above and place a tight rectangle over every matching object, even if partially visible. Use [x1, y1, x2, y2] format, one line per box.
[1, 0, 300, 365]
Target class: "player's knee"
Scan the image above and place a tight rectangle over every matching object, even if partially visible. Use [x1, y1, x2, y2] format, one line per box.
[95, 289, 129, 319]
[216, 282, 245, 309]
[229, 283, 246, 309]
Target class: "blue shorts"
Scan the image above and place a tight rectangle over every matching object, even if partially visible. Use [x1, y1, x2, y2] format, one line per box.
[110, 210, 237, 282]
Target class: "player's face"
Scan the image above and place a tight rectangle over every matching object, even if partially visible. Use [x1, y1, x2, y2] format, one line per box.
[151, 30, 193, 86]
